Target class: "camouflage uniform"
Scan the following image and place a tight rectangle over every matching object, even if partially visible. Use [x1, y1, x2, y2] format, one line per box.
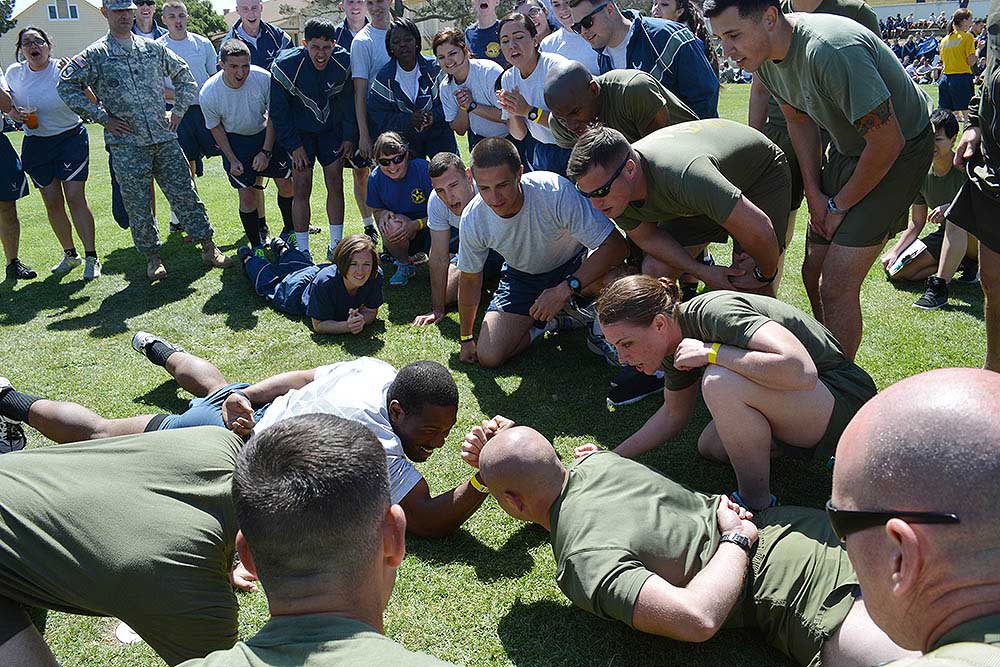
[57, 31, 215, 256]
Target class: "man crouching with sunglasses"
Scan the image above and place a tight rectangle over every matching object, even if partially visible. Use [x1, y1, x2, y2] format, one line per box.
[831, 368, 1000, 665]
[567, 122, 790, 297]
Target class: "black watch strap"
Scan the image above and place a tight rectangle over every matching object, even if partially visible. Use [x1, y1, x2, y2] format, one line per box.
[753, 265, 777, 284]
[720, 532, 752, 556]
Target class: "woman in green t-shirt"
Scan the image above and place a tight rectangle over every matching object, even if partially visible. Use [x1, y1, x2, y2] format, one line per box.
[577, 274, 876, 511]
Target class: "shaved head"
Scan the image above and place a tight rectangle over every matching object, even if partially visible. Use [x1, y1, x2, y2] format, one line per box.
[543, 60, 596, 110]
[479, 426, 567, 526]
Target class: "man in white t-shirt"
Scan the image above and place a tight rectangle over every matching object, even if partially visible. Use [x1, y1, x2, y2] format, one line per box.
[350, 0, 392, 160]
[0, 335, 508, 538]
[457, 137, 627, 368]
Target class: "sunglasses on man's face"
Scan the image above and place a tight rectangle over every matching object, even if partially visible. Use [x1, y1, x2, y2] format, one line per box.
[576, 155, 628, 198]
[571, 2, 608, 33]
[377, 153, 407, 167]
[825, 499, 960, 543]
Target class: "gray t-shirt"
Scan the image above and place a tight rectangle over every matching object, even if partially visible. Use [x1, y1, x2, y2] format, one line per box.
[540, 28, 601, 75]
[440, 59, 507, 138]
[4, 61, 81, 137]
[499, 52, 570, 145]
[456, 171, 615, 274]
[350, 25, 390, 85]
[199, 66, 271, 136]
[158, 32, 217, 104]
[428, 184, 478, 232]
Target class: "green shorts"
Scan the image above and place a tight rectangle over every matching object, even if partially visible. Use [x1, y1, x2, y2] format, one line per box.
[658, 150, 792, 253]
[813, 124, 934, 248]
[762, 120, 804, 212]
[741, 506, 859, 667]
[0, 427, 242, 665]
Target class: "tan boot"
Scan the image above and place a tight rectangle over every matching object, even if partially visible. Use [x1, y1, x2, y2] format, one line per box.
[201, 241, 234, 269]
[147, 255, 167, 281]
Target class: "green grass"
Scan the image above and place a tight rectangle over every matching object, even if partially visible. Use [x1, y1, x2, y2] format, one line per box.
[1, 84, 985, 666]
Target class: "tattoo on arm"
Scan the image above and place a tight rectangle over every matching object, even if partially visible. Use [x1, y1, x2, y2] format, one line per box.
[855, 99, 895, 137]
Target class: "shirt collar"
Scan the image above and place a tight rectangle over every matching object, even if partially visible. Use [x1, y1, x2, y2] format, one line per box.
[931, 614, 1000, 651]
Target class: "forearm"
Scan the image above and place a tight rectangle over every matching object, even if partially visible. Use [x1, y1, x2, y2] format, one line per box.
[451, 112, 470, 135]
[889, 218, 924, 256]
[473, 105, 503, 123]
[0, 88, 12, 113]
[311, 318, 353, 334]
[428, 250, 450, 315]
[458, 271, 484, 337]
[171, 82, 195, 116]
[832, 135, 904, 210]
[713, 345, 817, 391]
[614, 403, 687, 458]
[748, 77, 769, 131]
[263, 119, 276, 151]
[507, 115, 527, 140]
[408, 481, 487, 538]
[243, 369, 316, 404]
[353, 79, 371, 142]
[210, 126, 238, 163]
[630, 225, 711, 280]
[784, 112, 823, 197]
[574, 233, 627, 286]
[361, 307, 379, 324]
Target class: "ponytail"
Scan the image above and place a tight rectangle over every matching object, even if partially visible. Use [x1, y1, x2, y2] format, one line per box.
[596, 274, 682, 328]
[676, 0, 720, 77]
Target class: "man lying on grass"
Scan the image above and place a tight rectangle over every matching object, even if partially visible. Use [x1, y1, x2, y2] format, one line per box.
[463, 425, 915, 667]
[0, 334, 509, 538]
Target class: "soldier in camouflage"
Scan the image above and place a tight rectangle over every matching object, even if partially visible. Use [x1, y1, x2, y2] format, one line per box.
[57, 0, 232, 281]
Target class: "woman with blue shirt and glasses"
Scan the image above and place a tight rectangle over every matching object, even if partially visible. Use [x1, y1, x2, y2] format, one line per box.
[367, 17, 458, 161]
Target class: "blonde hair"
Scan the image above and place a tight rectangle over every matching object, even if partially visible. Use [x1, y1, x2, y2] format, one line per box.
[162, 0, 187, 11]
[596, 275, 682, 327]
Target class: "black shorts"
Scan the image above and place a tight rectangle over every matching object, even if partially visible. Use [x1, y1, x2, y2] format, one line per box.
[947, 177, 1000, 253]
[221, 131, 292, 190]
[20, 125, 89, 188]
[176, 106, 221, 162]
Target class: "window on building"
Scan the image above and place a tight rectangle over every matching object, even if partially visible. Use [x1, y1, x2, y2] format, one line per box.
[47, 0, 79, 20]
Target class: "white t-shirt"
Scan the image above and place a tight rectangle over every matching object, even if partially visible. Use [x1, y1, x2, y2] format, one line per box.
[540, 28, 601, 75]
[253, 358, 423, 505]
[394, 63, 421, 102]
[235, 24, 258, 47]
[457, 171, 615, 275]
[606, 20, 636, 70]
[199, 66, 271, 136]
[499, 51, 569, 145]
[158, 32, 218, 104]
[428, 183, 479, 232]
[439, 59, 507, 138]
[350, 25, 390, 85]
[3, 61, 81, 137]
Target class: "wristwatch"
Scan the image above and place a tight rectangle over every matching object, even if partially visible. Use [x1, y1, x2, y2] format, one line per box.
[720, 532, 752, 556]
[527, 106, 543, 122]
[467, 101, 479, 112]
[469, 472, 489, 494]
[826, 196, 850, 216]
[752, 265, 777, 284]
[565, 275, 582, 295]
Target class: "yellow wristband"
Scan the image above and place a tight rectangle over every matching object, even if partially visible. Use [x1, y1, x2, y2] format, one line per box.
[469, 473, 489, 493]
[460, 334, 474, 343]
[417, 218, 427, 230]
[707, 342, 721, 365]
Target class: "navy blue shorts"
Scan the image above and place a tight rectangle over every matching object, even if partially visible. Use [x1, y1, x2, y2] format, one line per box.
[530, 141, 571, 177]
[177, 106, 221, 162]
[222, 131, 292, 190]
[939, 73, 975, 112]
[0, 134, 29, 202]
[152, 382, 270, 431]
[300, 131, 345, 167]
[410, 126, 459, 161]
[488, 249, 584, 317]
[20, 124, 89, 188]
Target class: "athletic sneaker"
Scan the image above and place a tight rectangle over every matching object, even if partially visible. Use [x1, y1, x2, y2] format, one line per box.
[913, 275, 949, 310]
[131, 331, 185, 362]
[364, 224, 380, 246]
[607, 367, 664, 407]
[587, 328, 621, 365]
[6, 259, 36, 281]
[411, 252, 429, 265]
[83, 256, 101, 280]
[279, 230, 298, 250]
[309, 225, 321, 234]
[0, 377, 27, 454]
[237, 245, 254, 265]
[955, 258, 980, 285]
[51, 253, 83, 275]
[271, 235, 289, 259]
[680, 282, 699, 302]
[326, 245, 337, 263]
[390, 262, 416, 286]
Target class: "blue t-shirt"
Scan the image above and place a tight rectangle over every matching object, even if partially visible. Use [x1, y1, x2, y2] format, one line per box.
[303, 264, 384, 322]
[365, 157, 432, 221]
[465, 22, 509, 69]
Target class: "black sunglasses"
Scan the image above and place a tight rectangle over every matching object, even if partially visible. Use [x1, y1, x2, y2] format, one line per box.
[135, 1, 156, 5]
[576, 155, 628, 198]
[571, 2, 608, 33]
[377, 153, 407, 167]
[825, 500, 960, 543]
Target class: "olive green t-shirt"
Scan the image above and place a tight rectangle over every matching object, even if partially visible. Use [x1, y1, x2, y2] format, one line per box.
[913, 164, 967, 208]
[661, 291, 851, 391]
[550, 451, 722, 626]
[178, 614, 455, 666]
[765, 0, 880, 128]
[756, 13, 931, 157]
[615, 119, 785, 232]
[550, 70, 698, 149]
[882, 614, 1000, 666]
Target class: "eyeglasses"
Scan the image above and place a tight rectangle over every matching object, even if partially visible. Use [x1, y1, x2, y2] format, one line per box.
[825, 500, 960, 543]
[571, 2, 608, 33]
[575, 155, 628, 198]
[377, 153, 407, 167]
[20, 39, 47, 48]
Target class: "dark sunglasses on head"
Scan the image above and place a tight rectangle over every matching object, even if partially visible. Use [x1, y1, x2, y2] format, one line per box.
[575, 155, 628, 198]
[571, 2, 608, 33]
[377, 153, 407, 167]
[825, 499, 960, 543]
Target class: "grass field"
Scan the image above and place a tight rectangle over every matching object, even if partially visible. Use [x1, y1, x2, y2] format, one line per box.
[0, 83, 985, 667]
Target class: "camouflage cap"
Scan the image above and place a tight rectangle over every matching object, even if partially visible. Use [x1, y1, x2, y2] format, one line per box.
[103, 0, 138, 9]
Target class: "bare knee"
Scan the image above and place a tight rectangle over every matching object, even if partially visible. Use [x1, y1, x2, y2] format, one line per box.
[697, 423, 729, 463]
[981, 254, 1000, 296]
[476, 342, 507, 369]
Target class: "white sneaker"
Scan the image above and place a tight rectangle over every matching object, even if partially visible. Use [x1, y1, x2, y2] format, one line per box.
[51, 254, 83, 275]
[83, 256, 101, 280]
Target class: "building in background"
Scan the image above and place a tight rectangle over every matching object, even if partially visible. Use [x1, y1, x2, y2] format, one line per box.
[0, 0, 107, 63]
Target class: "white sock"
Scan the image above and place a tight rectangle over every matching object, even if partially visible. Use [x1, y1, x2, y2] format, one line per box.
[362, 216, 375, 228]
[295, 232, 310, 252]
[329, 224, 344, 246]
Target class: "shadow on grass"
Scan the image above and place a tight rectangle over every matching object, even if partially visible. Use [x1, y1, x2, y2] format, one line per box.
[310, 320, 387, 356]
[407, 523, 546, 582]
[0, 272, 91, 326]
[131, 378, 192, 414]
[497, 599, 785, 667]
[202, 266, 265, 331]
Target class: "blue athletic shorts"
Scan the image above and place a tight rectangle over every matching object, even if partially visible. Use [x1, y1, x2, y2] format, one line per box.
[20, 124, 89, 188]
[530, 141, 571, 177]
[177, 106, 221, 162]
[299, 130, 345, 167]
[222, 130, 292, 190]
[342, 148, 372, 170]
[939, 73, 975, 112]
[151, 383, 270, 431]
[0, 134, 29, 202]
[488, 249, 584, 317]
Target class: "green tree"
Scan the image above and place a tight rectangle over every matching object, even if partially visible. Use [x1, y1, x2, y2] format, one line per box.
[154, 0, 227, 37]
[0, 0, 16, 39]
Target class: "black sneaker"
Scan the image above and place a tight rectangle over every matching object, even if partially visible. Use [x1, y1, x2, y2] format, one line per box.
[607, 367, 664, 407]
[913, 276, 949, 310]
[0, 377, 26, 454]
[680, 282, 699, 302]
[364, 224, 380, 246]
[955, 258, 980, 284]
[5, 259, 36, 281]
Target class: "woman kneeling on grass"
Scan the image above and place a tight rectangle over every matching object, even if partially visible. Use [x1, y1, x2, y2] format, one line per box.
[239, 233, 384, 335]
[576, 275, 877, 511]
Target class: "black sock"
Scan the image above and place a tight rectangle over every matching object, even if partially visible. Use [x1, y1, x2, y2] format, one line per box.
[239, 210, 264, 247]
[258, 216, 269, 242]
[146, 340, 178, 367]
[85, 250, 97, 258]
[65, 248, 78, 258]
[277, 195, 294, 234]
[0, 388, 40, 423]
